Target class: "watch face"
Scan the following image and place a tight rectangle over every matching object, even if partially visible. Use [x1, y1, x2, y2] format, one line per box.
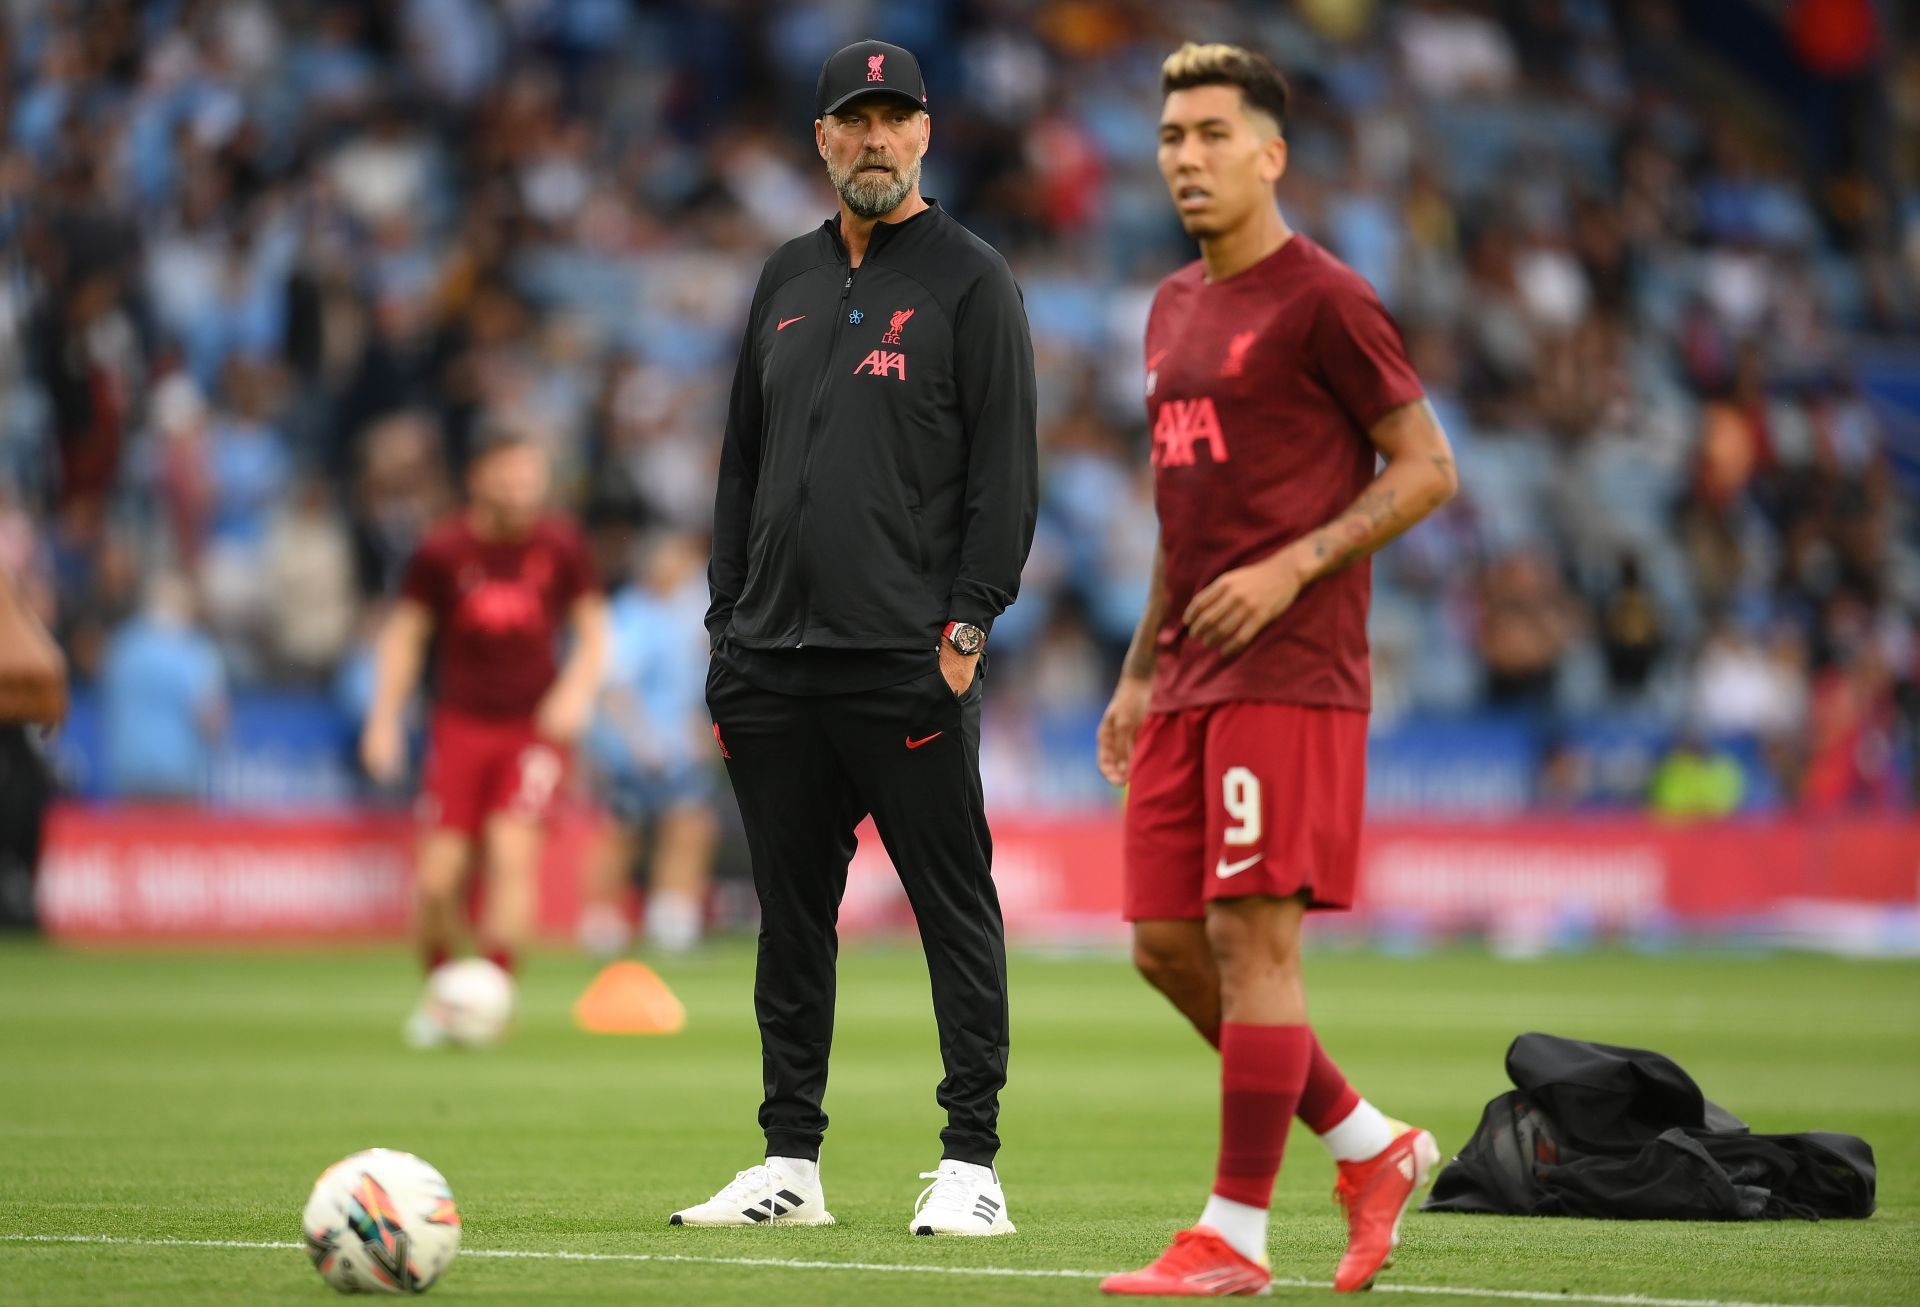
[950, 624, 984, 655]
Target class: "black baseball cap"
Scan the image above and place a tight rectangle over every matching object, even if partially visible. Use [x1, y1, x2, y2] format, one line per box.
[816, 39, 927, 118]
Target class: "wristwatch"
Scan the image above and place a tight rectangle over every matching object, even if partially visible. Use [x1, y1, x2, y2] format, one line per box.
[942, 621, 986, 657]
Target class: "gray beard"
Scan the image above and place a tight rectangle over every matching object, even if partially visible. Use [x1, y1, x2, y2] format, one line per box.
[830, 153, 920, 219]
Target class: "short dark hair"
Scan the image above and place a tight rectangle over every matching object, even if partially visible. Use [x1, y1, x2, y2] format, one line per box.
[1160, 42, 1290, 136]
[469, 417, 539, 462]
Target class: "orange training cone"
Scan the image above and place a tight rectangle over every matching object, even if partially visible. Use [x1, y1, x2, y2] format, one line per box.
[573, 961, 687, 1035]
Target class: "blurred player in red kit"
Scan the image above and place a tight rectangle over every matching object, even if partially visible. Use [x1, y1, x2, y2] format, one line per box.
[360, 426, 606, 1046]
[1097, 44, 1461, 1297]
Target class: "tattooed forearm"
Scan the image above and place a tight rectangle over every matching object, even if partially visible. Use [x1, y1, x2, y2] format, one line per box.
[1427, 453, 1456, 508]
[1307, 487, 1405, 575]
[1357, 486, 1401, 532]
[1292, 430, 1456, 586]
[1369, 485, 1399, 518]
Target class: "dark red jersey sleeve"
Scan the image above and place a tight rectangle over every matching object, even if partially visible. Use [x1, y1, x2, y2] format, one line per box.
[399, 535, 450, 618]
[1309, 277, 1425, 434]
[551, 520, 599, 607]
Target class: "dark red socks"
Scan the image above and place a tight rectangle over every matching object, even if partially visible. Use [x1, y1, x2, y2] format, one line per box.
[1213, 1023, 1312, 1207]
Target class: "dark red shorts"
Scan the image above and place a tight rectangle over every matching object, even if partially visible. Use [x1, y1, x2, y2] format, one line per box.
[418, 709, 568, 838]
[1122, 700, 1367, 920]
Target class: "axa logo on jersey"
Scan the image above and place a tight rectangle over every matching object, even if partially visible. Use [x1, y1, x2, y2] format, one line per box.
[1151, 397, 1228, 467]
[457, 580, 544, 634]
[854, 349, 907, 380]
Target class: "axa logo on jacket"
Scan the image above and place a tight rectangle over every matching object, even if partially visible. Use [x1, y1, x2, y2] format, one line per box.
[854, 349, 908, 379]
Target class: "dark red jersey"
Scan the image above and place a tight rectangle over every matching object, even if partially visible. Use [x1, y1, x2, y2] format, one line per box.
[1143, 235, 1425, 713]
[401, 514, 597, 720]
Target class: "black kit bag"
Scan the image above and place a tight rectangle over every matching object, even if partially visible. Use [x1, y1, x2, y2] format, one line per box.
[1424, 1033, 1875, 1221]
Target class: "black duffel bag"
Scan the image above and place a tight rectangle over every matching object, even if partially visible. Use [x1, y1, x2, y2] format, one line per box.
[1424, 1032, 1875, 1221]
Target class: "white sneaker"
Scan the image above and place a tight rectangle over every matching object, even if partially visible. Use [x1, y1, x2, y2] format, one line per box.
[669, 1163, 835, 1228]
[645, 891, 705, 954]
[909, 1162, 1016, 1236]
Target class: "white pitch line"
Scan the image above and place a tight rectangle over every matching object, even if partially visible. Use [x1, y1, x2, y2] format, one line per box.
[0, 1233, 1851, 1307]
[1353, 1283, 1848, 1307]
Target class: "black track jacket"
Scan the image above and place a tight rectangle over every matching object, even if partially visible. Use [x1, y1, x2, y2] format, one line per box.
[707, 202, 1037, 654]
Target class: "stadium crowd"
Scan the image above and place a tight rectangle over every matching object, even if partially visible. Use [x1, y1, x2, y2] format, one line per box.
[2, 0, 1916, 814]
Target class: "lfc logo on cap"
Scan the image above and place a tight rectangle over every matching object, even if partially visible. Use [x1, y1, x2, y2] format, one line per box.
[867, 53, 885, 82]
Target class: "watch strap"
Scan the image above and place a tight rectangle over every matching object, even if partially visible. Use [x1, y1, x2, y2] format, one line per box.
[943, 620, 984, 652]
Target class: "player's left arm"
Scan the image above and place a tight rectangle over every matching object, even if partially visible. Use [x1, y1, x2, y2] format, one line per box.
[536, 593, 610, 744]
[1185, 399, 1458, 655]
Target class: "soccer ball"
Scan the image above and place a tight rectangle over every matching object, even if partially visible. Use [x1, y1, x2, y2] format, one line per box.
[304, 1149, 461, 1294]
[427, 958, 516, 1048]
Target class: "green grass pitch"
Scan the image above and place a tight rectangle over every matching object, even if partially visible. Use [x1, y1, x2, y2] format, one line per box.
[0, 940, 1914, 1305]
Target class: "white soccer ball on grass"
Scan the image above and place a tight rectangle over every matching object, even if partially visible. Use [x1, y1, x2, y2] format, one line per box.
[303, 1148, 461, 1294]
[426, 958, 516, 1048]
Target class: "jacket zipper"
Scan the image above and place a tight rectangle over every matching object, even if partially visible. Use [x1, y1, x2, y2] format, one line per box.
[793, 264, 855, 647]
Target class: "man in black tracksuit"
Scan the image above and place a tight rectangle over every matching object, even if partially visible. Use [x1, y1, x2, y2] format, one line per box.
[669, 41, 1037, 1237]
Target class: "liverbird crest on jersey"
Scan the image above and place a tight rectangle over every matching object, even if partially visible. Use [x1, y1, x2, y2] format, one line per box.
[1221, 330, 1257, 378]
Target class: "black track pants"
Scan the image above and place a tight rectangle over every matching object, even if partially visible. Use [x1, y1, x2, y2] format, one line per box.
[706, 661, 1008, 1167]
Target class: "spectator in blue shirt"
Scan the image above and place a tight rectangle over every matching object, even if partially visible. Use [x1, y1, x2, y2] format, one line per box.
[205, 360, 291, 550]
[101, 573, 227, 800]
[579, 532, 717, 956]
